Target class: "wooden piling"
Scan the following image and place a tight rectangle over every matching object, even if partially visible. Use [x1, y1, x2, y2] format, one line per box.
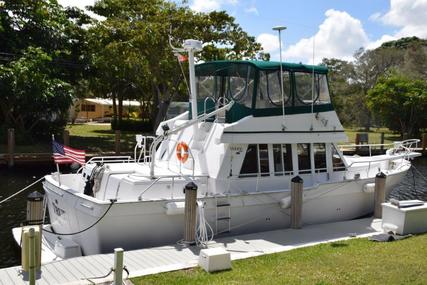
[380, 132, 385, 151]
[7, 128, 15, 167]
[184, 182, 198, 244]
[63, 130, 70, 146]
[374, 172, 387, 218]
[115, 130, 121, 155]
[28, 227, 36, 285]
[291, 176, 303, 229]
[113, 248, 124, 285]
[422, 133, 427, 152]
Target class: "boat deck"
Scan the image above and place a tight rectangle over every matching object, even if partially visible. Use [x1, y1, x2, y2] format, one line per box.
[0, 218, 382, 285]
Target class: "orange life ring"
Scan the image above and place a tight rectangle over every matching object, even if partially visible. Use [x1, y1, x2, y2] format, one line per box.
[176, 142, 189, 163]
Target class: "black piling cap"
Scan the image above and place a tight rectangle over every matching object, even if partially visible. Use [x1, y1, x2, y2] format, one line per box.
[27, 191, 44, 202]
[291, 176, 304, 183]
[376, 172, 387, 178]
[183, 181, 198, 193]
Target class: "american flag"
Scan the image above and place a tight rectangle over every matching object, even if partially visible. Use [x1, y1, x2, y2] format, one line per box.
[52, 140, 86, 165]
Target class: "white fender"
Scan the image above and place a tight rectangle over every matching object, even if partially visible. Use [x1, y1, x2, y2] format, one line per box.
[363, 183, 375, 193]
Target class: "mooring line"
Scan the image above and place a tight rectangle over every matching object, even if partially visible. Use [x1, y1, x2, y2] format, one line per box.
[0, 176, 45, 205]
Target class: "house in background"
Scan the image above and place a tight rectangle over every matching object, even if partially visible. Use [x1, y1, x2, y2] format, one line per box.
[69, 98, 142, 123]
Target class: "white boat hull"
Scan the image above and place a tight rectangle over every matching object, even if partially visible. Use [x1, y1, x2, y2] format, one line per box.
[43, 169, 406, 256]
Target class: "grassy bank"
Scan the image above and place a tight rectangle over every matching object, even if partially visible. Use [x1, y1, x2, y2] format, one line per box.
[132, 234, 427, 285]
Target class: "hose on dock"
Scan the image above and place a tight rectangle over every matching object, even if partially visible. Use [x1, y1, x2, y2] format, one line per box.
[0, 176, 45, 206]
[43, 199, 116, 236]
[195, 201, 214, 247]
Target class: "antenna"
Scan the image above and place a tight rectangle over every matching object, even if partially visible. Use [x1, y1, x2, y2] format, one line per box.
[272, 26, 287, 130]
[311, 36, 315, 131]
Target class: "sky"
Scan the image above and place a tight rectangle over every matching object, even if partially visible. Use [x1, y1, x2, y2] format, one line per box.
[59, 0, 427, 63]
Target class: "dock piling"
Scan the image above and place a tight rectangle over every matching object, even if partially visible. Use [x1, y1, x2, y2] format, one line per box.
[113, 248, 124, 285]
[115, 130, 121, 155]
[184, 182, 198, 244]
[28, 228, 36, 285]
[291, 176, 303, 229]
[7, 128, 15, 168]
[63, 130, 70, 146]
[422, 133, 427, 152]
[374, 172, 387, 218]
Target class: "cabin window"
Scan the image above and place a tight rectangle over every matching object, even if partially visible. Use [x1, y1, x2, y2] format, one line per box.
[297, 143, 311, 174]
[81, 104, 95, 112]
[240, 144, 259, 177]
[273, 144, 293, 175]
[258, 144, 270, 176]
[313, 143, 327, 172]
[257, 70, 291, 108]
[331, 144, 346, 171]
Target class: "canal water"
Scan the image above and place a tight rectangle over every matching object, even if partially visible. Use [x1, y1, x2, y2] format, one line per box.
[0, 158, 426, 269]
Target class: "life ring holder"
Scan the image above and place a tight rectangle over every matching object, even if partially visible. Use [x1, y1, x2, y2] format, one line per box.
[176, 142, 190, 163]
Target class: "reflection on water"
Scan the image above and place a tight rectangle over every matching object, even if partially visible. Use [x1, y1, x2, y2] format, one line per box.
[0, 158, 426, 269]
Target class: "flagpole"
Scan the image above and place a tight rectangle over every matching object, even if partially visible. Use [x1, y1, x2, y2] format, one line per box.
[52, 134, 61, 185]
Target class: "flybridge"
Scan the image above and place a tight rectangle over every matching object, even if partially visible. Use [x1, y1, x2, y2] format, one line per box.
[194, 60, 332, 123]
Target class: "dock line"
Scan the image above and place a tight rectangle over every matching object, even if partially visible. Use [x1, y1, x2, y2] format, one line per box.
[0, 176, 45, 205]
[42, 199, 116, 236]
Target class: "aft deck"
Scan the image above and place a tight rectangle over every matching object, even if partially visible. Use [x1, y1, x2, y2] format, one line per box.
[0, 218, 382, 285]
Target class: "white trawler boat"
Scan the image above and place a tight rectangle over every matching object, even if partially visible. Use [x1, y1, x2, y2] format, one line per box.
[38, 40, 419, 258]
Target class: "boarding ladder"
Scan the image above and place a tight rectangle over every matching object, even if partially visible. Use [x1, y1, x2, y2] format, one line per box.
[215, 195, 231, 235]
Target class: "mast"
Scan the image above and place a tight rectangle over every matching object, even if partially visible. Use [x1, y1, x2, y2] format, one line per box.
[183, 39, 203, 135]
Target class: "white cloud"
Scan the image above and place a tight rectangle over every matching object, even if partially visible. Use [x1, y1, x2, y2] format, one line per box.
[190, 0, 238, 13]
[244, 1, 258, 15]
[369, 12, 382, 22]
[283, 9, 369, 63]
[256, 33, 280, 54]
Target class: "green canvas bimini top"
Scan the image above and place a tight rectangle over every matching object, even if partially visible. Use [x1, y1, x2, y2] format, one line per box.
[196, 60, 328, 76]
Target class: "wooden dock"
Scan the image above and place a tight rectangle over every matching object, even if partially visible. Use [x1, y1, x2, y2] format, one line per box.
[0, 218, 382, 285]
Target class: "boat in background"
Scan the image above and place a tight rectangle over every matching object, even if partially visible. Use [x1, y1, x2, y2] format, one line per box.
[17, 39, 420, 260]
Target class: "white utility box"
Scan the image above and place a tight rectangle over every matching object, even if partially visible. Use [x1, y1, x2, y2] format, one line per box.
[198, 247, 231, 272]
[382, 201, 427, 235]
[54, 238, 82, 259]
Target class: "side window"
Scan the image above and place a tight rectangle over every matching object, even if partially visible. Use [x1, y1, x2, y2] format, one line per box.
[273, 144, 293, 176]
[259, 144, 270, 176]
[331, 144, 346, 171]
[297, 143, 311, 174]
[240, 144, 258, 177]
[314, 143, 327, 172]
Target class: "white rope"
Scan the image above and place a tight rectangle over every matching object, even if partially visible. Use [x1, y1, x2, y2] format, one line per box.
[0, 176, 45, 205]
[195, 201, 214, 247]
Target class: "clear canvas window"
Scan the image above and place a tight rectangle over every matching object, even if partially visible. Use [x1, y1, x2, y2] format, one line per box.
[257, 70, 291, 108]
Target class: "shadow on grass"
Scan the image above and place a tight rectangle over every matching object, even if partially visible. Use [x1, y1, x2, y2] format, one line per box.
[330, 242, 348, 248]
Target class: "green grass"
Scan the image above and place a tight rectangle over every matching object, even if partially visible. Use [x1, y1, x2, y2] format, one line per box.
[65, 123, 146, 153]
[343, 127, 401, 145]
[132, 234, 427, 285]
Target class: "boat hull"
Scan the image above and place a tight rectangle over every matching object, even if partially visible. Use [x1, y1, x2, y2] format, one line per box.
[43, 168, 407, 256]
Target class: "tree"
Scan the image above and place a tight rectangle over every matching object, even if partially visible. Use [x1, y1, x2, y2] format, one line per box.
[0, 0, 91, 140]
[0, 47, 72, 139]
[87, 0, 265, 129]
[367, 73, 427, 137]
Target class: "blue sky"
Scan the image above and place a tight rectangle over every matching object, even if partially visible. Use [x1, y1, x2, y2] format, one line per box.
[60, 0, 427, 63]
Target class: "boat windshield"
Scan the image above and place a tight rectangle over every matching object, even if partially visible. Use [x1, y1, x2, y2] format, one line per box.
[196, 64, 255, 108]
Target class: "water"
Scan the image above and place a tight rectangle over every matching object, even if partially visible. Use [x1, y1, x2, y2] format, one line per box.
[0, 159, 426, 269]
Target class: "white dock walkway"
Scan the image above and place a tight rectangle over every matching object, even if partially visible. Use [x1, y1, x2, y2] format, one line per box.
[0, 218, 382, 285]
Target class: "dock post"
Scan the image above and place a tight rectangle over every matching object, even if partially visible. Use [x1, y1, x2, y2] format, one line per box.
[115, 130, 121, 155]
[27, 191, 45, 226]
[291, 176, 303, 229]
[113, 248, 124, 285]
[28, 227, 36, 285]
[355, 133, 361, 153]
[422, 133, 427, 152]
[184, 182, 198, 244]
[374, 172, 387, 218]
[7, 128, 15, 168]
[63, 130, 70, 146]
[380, 132, 385, 151]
